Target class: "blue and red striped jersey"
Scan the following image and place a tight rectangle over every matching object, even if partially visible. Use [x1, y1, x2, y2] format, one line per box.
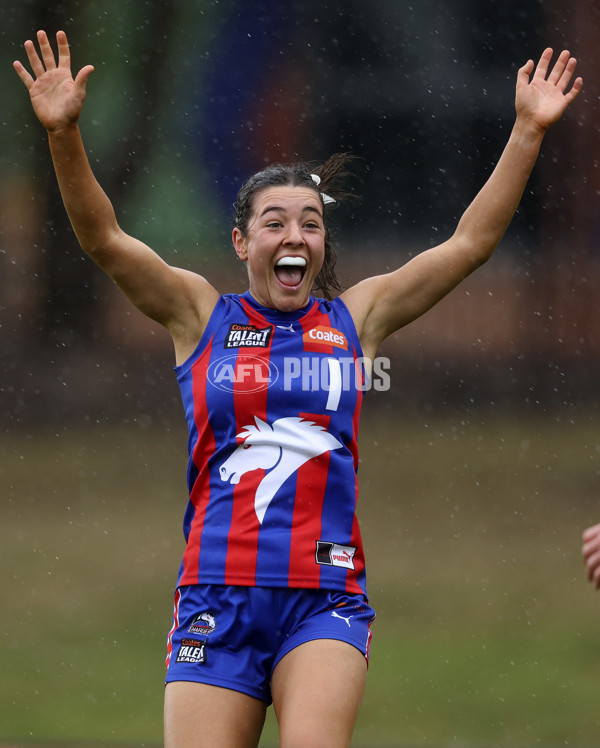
[175, 291, 368, 596]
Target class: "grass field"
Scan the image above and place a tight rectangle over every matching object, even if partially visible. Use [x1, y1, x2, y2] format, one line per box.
[2, 409, 600, 746]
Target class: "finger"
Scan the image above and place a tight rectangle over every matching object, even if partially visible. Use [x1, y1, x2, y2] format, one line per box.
[546, 49, 570, 85]
[36, 29, 57, 71]
[561, 71, 583, 104]
[582, 523, 600, 542]
[56, 29, 71, 70]
[588, 565, 600, 589]
[582, 537, 600, 561]
[532, 47, 553, 80]
[24, 38, 45, 79]
[13, 60, 35, 90]
[553, 55, 578, 94]
[567, 75, 583, 101]
[586, 551, 600, 580]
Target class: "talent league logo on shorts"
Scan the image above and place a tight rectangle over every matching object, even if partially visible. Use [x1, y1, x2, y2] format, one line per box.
[303, 325, 348, 350]
[176, 638, 207, 664]
[315, 541, 357, 570]
[188, 612, 217, 636]
[225, 323, 273, 348]
[208, 354, 279, 393]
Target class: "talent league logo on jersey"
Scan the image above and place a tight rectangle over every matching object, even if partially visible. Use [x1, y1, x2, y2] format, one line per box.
[175, 638, 208, 664]
[225, 323, 273, 348]
[188, 612, 217, 636]
[315, 541, 357, 570]
[303, 325, 348, 350]
[208, 354, 279, 393]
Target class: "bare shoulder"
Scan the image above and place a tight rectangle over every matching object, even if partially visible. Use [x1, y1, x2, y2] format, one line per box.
[166, 267, 221, 365]
[339, 275, 389, 359]
[171, 265, 220, 308]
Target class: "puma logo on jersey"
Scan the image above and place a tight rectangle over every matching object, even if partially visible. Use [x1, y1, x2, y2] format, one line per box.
[315, 541, 357, 570]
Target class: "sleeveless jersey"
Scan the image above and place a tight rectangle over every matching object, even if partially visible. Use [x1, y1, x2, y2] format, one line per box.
[175, 291, 367, 596]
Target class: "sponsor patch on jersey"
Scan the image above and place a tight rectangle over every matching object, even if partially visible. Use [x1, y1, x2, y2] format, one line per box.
[175, 638, 207, 664]
[225, 323, 273, 348]
[303, 325, 348, 350]
[188, 612, 217, 636]
[315, 541, 356, 570]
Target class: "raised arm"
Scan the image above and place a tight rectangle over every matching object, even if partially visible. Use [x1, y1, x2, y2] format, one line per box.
[13, 30, 218, 362]
[342, 48, 582, 359]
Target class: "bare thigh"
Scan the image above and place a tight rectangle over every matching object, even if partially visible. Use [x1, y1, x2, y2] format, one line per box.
[164, 681, 267, 748]
[271, 639, 367, 748]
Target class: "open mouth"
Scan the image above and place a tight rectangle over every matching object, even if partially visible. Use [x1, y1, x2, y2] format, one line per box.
[274, 256, 307, 288]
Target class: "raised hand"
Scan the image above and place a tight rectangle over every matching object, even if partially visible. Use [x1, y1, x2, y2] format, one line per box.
[515, 48, 582, 132]
[13, 30, 94, 133]
[582, 523, 600, 590]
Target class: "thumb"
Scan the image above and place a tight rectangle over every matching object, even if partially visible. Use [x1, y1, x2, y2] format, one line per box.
[74, 64, 94, 91]
[517, 59, 534, 85]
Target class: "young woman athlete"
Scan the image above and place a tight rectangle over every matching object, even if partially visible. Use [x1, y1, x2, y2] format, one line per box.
[14, 30, 581, 748]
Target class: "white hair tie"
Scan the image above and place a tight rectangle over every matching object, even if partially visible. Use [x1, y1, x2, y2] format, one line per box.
[310, 173, 336, 205]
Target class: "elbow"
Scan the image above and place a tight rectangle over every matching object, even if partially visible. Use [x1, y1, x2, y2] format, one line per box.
[79, 224, 124, 267]
[452, 232, 498, 273]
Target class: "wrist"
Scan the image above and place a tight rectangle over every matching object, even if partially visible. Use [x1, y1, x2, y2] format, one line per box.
[47, 120, 80, 138]
[511, 114, 547, 141]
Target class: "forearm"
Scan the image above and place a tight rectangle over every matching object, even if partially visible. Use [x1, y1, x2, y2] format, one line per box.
[48, 123, 120, 257]
[453, 117, 545, 262]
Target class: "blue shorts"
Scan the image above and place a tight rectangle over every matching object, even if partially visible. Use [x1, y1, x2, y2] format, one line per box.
[165, 585, 375, 704]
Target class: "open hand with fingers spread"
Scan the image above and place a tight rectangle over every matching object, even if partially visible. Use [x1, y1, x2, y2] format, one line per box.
[13, 29, 94, 133]
[515, 48, 582, 132]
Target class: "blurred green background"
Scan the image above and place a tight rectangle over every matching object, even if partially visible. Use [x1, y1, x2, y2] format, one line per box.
[4, 415, 600, 746]
[1, 0, 599, 746]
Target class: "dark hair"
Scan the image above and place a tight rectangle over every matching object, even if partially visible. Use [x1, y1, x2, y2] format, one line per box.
[233, 153, 358, 300]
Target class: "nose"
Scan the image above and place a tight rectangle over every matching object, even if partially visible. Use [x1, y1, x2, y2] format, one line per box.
[283, 222, 305, 246]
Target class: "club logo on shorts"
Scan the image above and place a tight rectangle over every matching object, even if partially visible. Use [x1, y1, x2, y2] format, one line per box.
[225, 323, 273, 349]
[315, 541, 357, 570]
[188, 612, 217, 636]
[176, 638, 207, 664]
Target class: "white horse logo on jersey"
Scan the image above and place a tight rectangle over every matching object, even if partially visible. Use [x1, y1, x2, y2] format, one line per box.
[219, 416, 343, 524]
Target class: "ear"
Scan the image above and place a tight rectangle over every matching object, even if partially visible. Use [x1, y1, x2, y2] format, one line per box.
[232, 227, 248, 261]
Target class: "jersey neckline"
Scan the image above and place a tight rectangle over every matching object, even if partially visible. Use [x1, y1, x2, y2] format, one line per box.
[241, 291, 321, 322]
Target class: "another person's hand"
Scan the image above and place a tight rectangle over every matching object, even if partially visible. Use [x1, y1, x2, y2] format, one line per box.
[582, 523, 600, 589]
[514, 48, 582, 132]
[13, 30, 94, 133]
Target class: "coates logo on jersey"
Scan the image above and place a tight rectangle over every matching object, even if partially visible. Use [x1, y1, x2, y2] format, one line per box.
[208, 354, 279, 393]
[224, 323, 273, 349]
[303, 325, 348, 350]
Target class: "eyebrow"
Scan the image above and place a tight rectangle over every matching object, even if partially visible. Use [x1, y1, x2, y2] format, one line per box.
[259, 205, 323, 218]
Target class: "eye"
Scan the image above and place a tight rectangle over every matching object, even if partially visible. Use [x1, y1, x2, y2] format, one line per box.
[266, 221, 282, 229]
